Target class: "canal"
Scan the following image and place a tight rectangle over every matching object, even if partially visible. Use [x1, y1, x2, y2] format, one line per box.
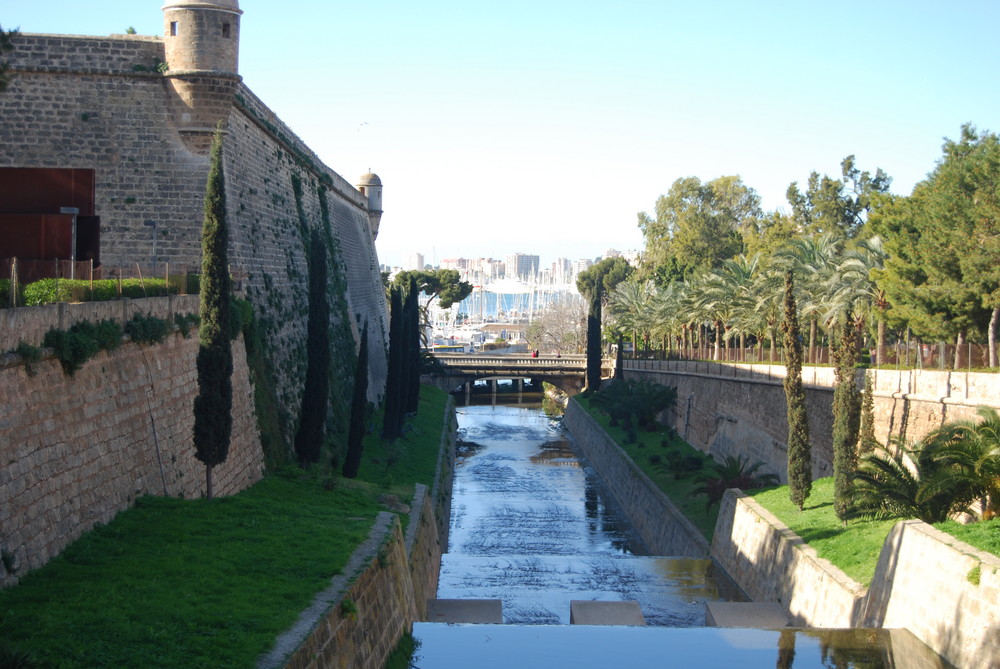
[412, 400, 953, 668]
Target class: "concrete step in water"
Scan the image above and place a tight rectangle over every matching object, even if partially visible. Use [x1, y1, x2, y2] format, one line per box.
[436, 553, 743, 626]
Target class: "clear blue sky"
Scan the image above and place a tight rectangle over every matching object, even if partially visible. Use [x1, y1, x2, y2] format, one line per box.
[4, 1, 998, 268]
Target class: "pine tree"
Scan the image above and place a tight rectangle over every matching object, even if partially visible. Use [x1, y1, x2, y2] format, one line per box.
[782, 270, 812, 510]
[832, 314, 861, 521]
[585, 280, 603, 392]
[342, 322, 369, 479]
[193, 126, 233, 500]
[294, 230, 330, 466]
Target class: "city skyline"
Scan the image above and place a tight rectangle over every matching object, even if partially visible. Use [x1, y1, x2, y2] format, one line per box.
[4, 1, 999, 269]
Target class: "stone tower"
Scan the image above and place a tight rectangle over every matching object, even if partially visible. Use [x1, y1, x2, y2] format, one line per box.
[162, 0, 243, 154]
[356, 172, 384, 239]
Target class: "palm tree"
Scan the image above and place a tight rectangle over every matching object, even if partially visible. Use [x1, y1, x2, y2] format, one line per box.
[773, 233, 844, 364]
[851, 428, 978, 523]
[828, 235, 889, 364]
[607, 279, 655, 353]
[689, 256, 760, 361]
[930, 407, 1000, 519]
[693, 454, 780, 508]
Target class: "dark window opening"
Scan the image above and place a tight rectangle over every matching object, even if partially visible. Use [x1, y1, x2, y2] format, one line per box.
[222, 23, 231, 38]
[170, 21, 178, 36]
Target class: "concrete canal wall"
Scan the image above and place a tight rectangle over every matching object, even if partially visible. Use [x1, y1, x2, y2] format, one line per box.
[269, 398, 457, 669]
[712, 490, 1000, 669]
[563, 400, 708, 557]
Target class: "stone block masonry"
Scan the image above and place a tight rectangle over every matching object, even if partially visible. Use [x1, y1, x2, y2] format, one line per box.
[712, 490, 1000, 669]
[0, 329, 264, 588]
[624, 359, 1000, 484]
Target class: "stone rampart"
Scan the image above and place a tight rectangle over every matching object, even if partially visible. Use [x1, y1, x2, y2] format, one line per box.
[0, 329, 264, 587]
[3, 30, 389, 428]
[624, 360, 1000, 482]
[0, 295, 200, 352]
[563, 399, 708, 557]
[712, 490, 1000, 669]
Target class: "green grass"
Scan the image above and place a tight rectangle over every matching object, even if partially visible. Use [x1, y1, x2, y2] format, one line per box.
[934, 517, 1000, 557]
[577, 394, 899, 586]
[575, 394, 720, 540]
[747, 479, 897, 587]
[0, 386, 450, 668]
[353, 385, 449, 495]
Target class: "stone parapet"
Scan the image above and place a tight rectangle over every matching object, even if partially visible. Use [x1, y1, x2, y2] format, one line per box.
[10, 33, 165, 75]
[0, 295, 200, 353]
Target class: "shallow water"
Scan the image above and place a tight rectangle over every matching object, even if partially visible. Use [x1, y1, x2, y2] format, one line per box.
[437, 404, 740, 625]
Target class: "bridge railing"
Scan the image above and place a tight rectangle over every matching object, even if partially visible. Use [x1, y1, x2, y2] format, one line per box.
[434, 354, 587, 368]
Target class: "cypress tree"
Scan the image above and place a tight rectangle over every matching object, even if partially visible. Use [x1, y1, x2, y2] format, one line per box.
[382, 286, 403, 440]
[193, 126, 233, 500]
[858, 372, 878, 456]
[342, 322, 369, 479]
[585, 280, 603, 392]
[782, 270, 812, 510]
[832, 314, 861, 521]
[404, 277, 421, 415]
[294, 229, 330, 466]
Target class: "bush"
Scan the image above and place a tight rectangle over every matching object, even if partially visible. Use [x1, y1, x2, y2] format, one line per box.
[43, 326, 100, 375]
[124, 313, 171, 344]
[21, 278, 184, 306]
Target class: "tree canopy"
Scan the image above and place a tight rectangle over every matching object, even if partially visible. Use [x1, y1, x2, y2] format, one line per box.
[576, 256, 634, 303]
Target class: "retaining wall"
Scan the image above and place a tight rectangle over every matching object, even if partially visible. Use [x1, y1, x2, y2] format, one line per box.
[712, 490, 1000, 669]
[270, 396, 457, 669]
[563, 399, 708, 557]
[0, 295, 200, 352]
[0, 328, 264, 587]
[625, 360, 1000, 483]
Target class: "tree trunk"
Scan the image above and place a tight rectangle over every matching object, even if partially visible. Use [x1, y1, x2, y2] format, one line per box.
[990, 306, 999, 368]
[205, 464, 214, 500]
[954, 330, 966, 370]
[808, 318, 817, 365]
[714, 321, 722, 361]
[769, 330, 777, 363]
[876, 315, 887, 367]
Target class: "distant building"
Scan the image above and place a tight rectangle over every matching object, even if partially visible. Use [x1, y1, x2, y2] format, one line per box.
[504, 253, 540, 280]
[406, 252, 425, 271]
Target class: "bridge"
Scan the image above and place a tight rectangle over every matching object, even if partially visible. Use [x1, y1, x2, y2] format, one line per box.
[427, 353, 614, 397]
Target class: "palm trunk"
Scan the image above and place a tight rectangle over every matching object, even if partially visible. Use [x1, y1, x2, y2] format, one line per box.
[876, 316, 886, 367]
[714, 320, 722, 361]
[989, 306, 999, 368]
[954, 330, 966, 370]
[769, 329, 777, 363]
[809, 318, 817, 365]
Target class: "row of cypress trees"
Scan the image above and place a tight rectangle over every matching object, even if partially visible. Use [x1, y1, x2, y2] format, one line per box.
[381, 278, 422, 442]
[193, 127, 422, 492]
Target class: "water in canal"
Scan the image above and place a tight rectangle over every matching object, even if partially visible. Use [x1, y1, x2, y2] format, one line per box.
[415, 401, 953, 668]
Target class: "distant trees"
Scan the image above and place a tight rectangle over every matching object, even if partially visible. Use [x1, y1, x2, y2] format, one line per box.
[193, 127, 233, 500]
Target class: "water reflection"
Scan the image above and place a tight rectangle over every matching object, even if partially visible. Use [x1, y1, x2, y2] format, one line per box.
[411, 625, 954, 669]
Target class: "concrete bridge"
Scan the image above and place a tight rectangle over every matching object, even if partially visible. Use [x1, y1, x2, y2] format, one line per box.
[427, 353, 614, 397]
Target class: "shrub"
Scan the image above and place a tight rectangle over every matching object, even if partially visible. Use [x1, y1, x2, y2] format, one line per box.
[15, 341, 42, 377]
[43, 327, 100, 375]
[21, 278, 183, 306]
[124, 313, 171, 344]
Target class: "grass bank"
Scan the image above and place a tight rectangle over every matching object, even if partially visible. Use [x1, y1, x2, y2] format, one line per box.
[575, 393, 719, 540]
[0, 386, 449, 668]
[576, 393, 998, 588]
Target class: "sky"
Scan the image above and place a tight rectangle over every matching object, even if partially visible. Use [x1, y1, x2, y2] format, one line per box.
[3, 1, 999, 269]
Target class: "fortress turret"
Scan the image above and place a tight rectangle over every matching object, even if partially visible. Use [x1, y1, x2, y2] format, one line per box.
[356, 172, 383, 239]
[162, 0, 243, 154]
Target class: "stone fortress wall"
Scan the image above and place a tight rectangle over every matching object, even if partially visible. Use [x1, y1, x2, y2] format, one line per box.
[0, 324, 265, 588]
[0, 10, 389, 429]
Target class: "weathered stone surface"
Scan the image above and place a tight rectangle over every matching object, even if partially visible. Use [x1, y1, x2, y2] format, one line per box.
[569, 600, 646, 626]
[425, 599, 503, 624]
